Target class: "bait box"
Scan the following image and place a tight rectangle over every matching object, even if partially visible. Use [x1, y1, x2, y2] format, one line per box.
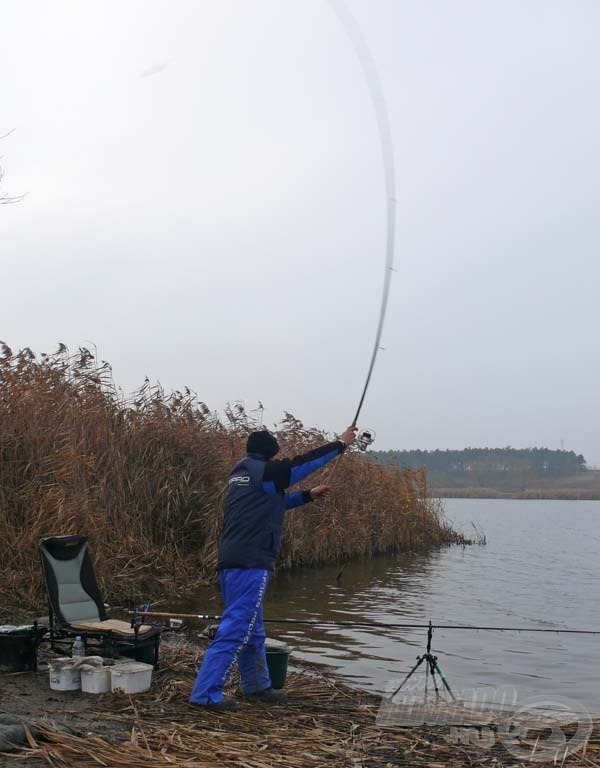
[81, 666, 112, 694]
[110, 661, 153, 694]
[48, 658, 81, 691]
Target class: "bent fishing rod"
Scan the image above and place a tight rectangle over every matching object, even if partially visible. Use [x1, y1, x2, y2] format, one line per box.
[129, 610, 600, 636]
[330, 0, 396, 430]
[324, 1, 397, 467]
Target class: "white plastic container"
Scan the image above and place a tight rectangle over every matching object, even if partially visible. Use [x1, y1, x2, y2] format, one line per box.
[110, 662, 153, 694]
[49, 658, 81, 691]
[81, 666, 111, 694]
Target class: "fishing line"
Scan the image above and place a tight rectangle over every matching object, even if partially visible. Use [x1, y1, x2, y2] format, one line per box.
[130, 611, 600, 636]
[327, 0, 396, 427]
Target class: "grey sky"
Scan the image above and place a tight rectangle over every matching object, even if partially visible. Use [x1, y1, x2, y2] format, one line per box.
[2, 1, 599, 463]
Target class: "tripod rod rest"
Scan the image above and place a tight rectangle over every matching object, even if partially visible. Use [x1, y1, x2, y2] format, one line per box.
[426, 620, 433, 653]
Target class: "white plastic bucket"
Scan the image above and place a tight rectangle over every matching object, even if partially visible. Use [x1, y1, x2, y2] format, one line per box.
[49, 658, 81, 691]
[81, 666, 111, 694]
[110, 662, 153, 694]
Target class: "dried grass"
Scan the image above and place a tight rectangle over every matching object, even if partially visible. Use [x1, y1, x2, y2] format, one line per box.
[0, 343, 463, 613]
[6, 638, 600, 767]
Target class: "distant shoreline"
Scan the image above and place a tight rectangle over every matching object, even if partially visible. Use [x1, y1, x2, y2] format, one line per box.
[371, 453, 600, 502]
[433, 487, 600, 501]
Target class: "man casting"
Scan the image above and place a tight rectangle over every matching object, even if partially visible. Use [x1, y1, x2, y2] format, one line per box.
[190, 424, 357, 710]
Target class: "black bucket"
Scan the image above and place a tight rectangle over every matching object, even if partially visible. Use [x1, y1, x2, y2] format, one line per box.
[0, 624, 46, 673]
[265, 640, 291, 690]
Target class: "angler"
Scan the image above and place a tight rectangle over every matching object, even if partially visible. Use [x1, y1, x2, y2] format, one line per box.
[189, 425, 357, 711]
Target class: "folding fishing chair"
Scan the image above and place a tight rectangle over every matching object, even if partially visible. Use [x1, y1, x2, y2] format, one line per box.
[38, 535, 162, 666]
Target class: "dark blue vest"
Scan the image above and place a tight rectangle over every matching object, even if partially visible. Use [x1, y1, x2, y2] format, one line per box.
[217, 440, 344, 570]
[218, 454, 286, 571]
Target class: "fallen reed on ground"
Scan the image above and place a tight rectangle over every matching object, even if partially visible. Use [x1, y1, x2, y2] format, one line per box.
[0, 343, 464, 612]
[8, 637, 600, 768]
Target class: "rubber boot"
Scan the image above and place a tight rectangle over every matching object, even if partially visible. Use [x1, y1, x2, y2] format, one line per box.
[190, 696, 238, 712]
[244, 687, 287, 705]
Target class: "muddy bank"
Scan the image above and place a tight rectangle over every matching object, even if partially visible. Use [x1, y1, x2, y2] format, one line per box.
[1, 635, 599, 767]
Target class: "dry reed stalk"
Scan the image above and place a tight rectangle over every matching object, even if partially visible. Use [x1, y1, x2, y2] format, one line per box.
[0, 344, 466, 613]
[7, 638, 600, 768]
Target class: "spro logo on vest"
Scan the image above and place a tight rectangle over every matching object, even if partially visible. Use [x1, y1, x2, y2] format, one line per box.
[229, 475, 251, 485]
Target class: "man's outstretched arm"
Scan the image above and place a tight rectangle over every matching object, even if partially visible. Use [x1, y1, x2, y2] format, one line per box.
[285, 485, 331, 509]
[262, 426, 357, 494]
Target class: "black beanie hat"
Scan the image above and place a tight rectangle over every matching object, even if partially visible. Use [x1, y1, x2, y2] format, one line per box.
[246, 430, 279, 458]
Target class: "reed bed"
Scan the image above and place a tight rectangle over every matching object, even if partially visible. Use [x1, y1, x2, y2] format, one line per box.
[7, 638, 600, 767]
[0, 344, 463, 612]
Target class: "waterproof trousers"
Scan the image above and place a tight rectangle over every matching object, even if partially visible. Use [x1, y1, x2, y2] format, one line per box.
[189, 568, 271, 704]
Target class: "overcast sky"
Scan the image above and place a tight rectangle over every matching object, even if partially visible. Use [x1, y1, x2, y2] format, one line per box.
[2, 0, 599, 463]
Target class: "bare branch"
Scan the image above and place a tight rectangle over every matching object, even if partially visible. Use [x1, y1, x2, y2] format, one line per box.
[0, 130, 26, 205]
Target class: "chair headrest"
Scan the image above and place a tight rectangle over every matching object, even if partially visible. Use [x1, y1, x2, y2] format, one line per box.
[39, 535, 89, 561]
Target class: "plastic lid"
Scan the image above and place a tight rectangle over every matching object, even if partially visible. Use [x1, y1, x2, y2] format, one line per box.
[0, 624, 46, 636]
[110, 662, 153, 674]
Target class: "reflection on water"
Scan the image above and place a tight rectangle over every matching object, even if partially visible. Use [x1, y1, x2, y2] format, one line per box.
[183, 499, 600, 710]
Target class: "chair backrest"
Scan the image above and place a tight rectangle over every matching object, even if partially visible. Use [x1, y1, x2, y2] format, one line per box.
[38, 535, 107, 626]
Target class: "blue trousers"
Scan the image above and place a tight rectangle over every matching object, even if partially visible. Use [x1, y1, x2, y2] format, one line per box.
[190, 568, 272, 704]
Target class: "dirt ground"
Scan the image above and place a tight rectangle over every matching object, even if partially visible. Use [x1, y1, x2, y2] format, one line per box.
[1, 635, 599, 767]
[0, 633, 312, 766]
[1, 655, 133, 767]
[0, 632, 197, 766]
[1, 668, 132, 738]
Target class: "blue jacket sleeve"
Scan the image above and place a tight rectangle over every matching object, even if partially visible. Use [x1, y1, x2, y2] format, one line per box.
[262, 440, 345, 493]
[285, 490, 312, 509]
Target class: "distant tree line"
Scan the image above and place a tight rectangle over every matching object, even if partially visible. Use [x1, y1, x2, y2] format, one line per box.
[371, 448, 587, 491]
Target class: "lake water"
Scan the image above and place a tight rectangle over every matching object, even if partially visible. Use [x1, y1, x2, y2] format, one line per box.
[189, 499, 600, 710]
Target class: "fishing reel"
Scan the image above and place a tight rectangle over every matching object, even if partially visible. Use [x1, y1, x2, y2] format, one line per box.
[356, 428, 376, 452]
